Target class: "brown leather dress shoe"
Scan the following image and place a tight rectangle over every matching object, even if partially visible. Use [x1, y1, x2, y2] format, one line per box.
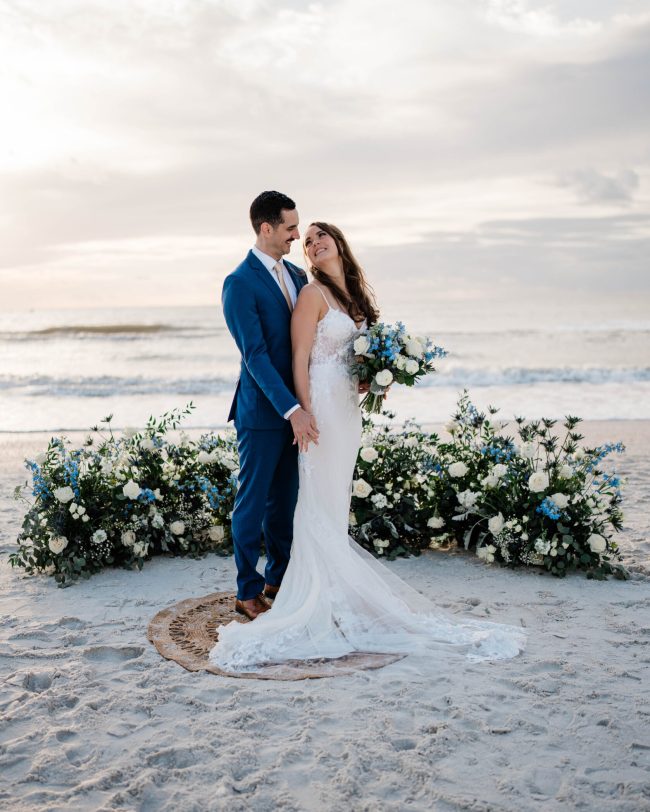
[235, 594, 270, 621]
[263, 583, 280, 600]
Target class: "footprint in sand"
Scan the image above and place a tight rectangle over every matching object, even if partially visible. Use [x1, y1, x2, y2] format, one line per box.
[22, 670, 56, 693]
[55, 729, 78, 742]
[82, 645, 144, 662]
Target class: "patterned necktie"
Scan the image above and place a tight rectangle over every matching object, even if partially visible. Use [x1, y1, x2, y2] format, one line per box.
[273, 261, 293, 311]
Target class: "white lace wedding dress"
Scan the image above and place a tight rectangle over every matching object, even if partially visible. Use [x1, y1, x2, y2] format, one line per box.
[209, 299, 526, 673]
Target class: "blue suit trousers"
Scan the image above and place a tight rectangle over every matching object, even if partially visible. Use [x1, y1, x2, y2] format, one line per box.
[232, 422, 299, 600]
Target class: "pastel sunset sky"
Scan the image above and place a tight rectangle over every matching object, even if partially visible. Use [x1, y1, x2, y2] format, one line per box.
[2, 0, 649, 313]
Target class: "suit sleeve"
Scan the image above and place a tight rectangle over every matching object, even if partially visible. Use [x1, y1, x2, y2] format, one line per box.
[222, 275, 299, 419]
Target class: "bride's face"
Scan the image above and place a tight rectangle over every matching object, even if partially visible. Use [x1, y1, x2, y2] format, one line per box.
[304, 226, 338, 267]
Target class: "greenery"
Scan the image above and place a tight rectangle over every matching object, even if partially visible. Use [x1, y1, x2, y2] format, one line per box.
[10, 405, 237, 586]
[10, 393, 628, 585]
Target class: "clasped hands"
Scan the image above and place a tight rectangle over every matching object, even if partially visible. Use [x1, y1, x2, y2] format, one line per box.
[290, 408, 320, 452]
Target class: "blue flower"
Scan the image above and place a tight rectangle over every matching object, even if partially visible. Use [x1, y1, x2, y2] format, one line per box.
[536, 497, 562, 521]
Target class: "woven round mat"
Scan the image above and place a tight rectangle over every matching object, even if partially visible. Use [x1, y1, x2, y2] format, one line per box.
[147, 591, 404, 680]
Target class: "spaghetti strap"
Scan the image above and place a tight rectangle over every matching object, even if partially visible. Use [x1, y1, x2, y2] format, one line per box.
[311, 284, 332, 312]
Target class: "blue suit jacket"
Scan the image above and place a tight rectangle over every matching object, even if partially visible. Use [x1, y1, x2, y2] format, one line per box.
[222, 250, 308, 430]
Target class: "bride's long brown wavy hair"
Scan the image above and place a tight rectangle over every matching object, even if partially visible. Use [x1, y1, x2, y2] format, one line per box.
[304, 222, 379, 326]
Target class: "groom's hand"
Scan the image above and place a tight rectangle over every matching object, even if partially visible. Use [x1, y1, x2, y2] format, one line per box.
[290, 408, 319, 452]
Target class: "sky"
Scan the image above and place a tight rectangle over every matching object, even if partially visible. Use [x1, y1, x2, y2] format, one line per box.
[1, 0, 649, 312]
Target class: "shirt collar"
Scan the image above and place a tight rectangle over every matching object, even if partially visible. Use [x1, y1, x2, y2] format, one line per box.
[251, 246, 284, 273]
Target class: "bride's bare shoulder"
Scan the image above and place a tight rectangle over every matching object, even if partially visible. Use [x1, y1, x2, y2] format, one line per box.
[295, 283, 328, 320]
[297, 283, 326, 306]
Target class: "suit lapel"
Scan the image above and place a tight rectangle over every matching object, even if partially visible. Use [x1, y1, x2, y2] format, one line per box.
[286, 262, 307, 294]
[246, 250, 290, 313]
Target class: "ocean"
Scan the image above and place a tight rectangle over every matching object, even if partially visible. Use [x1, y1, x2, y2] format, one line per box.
[1, 302, 649, 433]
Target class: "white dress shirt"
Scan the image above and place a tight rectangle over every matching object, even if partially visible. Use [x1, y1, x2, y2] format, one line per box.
[251, 246, 300, 419]
[251, 246, 298, 306]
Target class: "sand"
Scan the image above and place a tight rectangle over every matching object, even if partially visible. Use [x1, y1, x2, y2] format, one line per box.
[1, 422, 649, 811]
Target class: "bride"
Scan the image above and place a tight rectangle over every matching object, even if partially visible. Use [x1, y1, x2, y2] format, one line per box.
[209, 222, 526, 672]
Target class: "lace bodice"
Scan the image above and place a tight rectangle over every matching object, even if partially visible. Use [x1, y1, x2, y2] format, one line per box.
[310, 307, 364, 368]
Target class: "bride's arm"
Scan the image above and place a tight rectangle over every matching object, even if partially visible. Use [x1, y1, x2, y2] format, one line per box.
[291, 285, 326, 418]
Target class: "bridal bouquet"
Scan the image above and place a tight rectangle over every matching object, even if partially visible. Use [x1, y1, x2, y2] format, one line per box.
[352, 322, 447, 414]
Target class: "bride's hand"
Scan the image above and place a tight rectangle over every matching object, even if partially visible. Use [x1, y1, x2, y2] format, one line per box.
[290, 408, 319, 452]
[358, 381, 370, 394]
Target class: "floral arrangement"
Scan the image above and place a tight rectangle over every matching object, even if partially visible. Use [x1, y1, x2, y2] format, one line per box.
[351, 412, 435, 558]
[420, 392, 627, 580]
[352, 322, 447, 413]
[10, 406, 237, 586]
[11, 394, 627, 585]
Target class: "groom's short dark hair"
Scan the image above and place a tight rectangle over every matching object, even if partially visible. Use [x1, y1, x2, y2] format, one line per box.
[250, 191, 296, 234]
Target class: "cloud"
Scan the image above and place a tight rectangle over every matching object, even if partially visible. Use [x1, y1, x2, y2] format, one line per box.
[559, 168, 640, 204]
[0, 0, 649, 308]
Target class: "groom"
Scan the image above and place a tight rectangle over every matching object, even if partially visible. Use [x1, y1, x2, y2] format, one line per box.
[222, 191, 319, 620]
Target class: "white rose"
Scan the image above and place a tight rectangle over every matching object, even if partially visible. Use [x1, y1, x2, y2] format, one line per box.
[121, 530, 136, 547]
[375, 369, 394, 387]
[371, 493, 388, 509]
[99, 459, 113, 475]
[491, 464, 508, 479]
[53, 486, 75, 504]
[519, 441, 537, 459]
[208, 525, 225, 542]
[558, 464, 573, 479]
[48, 535, 68, 554]
[360, 446, 378, 463]
[488, 513, 505, 535]
[534, 538, 551, 555]
[353, 335, 370, 355]
[35, 451, 48, 465]
[550, 492, 570, 509]
[92, 529, 107, 544]
[395, 355, 407, 370]
[587, 534, 607, 554]
[404, 359, 420, 375]
[170, 520, 185, 535]
[457, 489, 478, 509]
[151, 513, 165, 529]
[197, 450, 212, 464]
[352, 479, 373, 498]
[448, 461, 468, 478]
[349, 512, 357, 527]
[574, 447, 585, 460]
[428, 516, 445, 529]
[405, 339, 424, 358]
[477, 544, 496, 563]
[133, 541, 148, 558]
[528, 471, 549, 493]
[122, 480, 142, 500]
[82, 515, 89, 523]
[153, 488, 162, 501]
[481, 474, 498, 489]
[223, 455, 239, 471]
[140, 438, 155, 451]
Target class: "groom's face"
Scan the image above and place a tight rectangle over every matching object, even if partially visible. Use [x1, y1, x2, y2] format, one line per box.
[266, 208, 300, 257]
